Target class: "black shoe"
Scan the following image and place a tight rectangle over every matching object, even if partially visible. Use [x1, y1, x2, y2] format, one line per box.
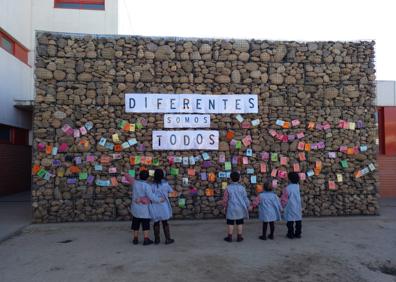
[154, 238, 160, 245]
[237, 235, 244, 242]
[224, 236, 232, 242]
[132, 238, 138, 245]
[286, 233, 294, 239]
[165, 238, 175, 245]
[268, 234, 274, 240]
[143, 238, 153, 245]
[259, 235, 267, 240]
[294, 234, 301, 239]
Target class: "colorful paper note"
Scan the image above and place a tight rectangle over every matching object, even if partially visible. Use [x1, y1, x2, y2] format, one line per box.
[246, 149, 253, 157]
[247, 168, 254, 174]
[109, 167, 117, 173]
[293, 163, 300, 172]
[242, 156, 249, 165]
[271, 153, 278, 162]
[292, 119, 300, 127]
[236, 114, 244, 123]
[328, 180, 336, 190]
[112, 134, 120, 143]
[251, 175, 257, 184]
[79, 126, 87, 135]
[306, 170, 314, 177]
[226, 131, 235, 141]
[328, 152, 336, 159]
[260, 163, 267, 173]
[188, 168, 195, 176]
[235, 141, 242, 149]
[280, 156, 288, 165]
[336, 173, 343, 182]
[95, 164, 103, 171]
[170, 168, 179, 176]
[299, 152, 306, 161]
[251, 119, 260, 127]
[79, 172, 88, 180]
[340, 160, 348, 168]
[224, 162, 232, 171]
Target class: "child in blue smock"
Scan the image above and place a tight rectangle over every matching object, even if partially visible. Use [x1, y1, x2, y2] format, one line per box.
[280, 172, 302, 239]
[149, 169, 175, 245]
[125, 170, 163, 245]
[222, 171, 250, 242]
[252, 180, 282, 240]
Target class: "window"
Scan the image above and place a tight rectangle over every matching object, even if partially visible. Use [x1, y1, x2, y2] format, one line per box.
[1, 36, 14, 54]
[0, 125, 11, 144]
[0, 29, 29, 65]
[0, 125, 29, 145]
[54, 0, 105, 10]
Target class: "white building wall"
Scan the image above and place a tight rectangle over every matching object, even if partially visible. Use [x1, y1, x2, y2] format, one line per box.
[0, 50, 32, 129]
[0, 0, 33, 129]
[376, 80, 396, 106]
[32, 0, 118, 37]
[0, 0, 32, 50]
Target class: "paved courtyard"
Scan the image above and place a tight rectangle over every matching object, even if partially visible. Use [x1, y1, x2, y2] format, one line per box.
[0, 200, 395, 282]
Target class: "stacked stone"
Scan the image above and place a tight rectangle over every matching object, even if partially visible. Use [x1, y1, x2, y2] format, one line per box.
[32, 32, 378, 223]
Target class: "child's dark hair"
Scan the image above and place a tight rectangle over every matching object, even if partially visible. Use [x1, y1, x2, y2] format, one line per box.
[288, 172, 300, 184]
[154, 169, 164, 184]
[230, 171, 240, 182]
[264, 180, 272, 191]
[139, 169, 149, 180]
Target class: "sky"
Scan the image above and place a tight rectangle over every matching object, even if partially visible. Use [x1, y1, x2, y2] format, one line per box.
[118, 0, 396, 80]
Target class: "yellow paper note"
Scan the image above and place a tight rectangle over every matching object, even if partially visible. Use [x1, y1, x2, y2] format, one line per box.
[112, 134, 120, 143]
[336, 173, 343, 182]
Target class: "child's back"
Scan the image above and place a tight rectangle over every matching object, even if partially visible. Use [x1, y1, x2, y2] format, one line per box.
[281, 183, 302, 221]
[225, 183, 250, 220]
[258, 191, 282, 222]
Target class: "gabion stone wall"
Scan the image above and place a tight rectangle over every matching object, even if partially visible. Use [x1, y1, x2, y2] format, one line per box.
[32, 31, 378, 223]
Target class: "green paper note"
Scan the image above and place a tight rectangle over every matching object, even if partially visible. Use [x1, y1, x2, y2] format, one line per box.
[37, 168, 46, 177]
[271, 153, 278, 162]
[118, 120, 127, 129]
[235, 141, 242, 149]
[224, 161, 231, 171]
[178, 198, 186, 208]
[79, 172, 88, 180]
[128, 170, 135, 177]
[135, 156, 141, 165]
[170, 168, 179, 176]
[153, 159, 160, 166]
[136, 122, 143, 129]
[340, 160, 348, 168]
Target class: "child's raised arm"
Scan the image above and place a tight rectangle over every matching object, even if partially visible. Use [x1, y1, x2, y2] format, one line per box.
[251, 196, 260, 209]
[123, 173, 135, 185]
[280, 188, 289, 208]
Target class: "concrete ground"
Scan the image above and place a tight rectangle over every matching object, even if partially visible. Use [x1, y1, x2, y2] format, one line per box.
[0, 191, 31, 242]
[0, 200, 395, 282]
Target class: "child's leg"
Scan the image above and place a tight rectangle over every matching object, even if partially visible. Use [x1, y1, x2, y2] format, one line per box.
[131, 217, 140, 244]
[259, 222, 268, 240]
[268, 222, 275, 239]
[224, 220, 234, 242]
[142, 219, 153, 245]
[162, 220, 174, 244]
[286, 221, 294, 239]
[153, 221, 161, 244]
[236, 219, 244, 242]
[295, 220, 302, 238]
